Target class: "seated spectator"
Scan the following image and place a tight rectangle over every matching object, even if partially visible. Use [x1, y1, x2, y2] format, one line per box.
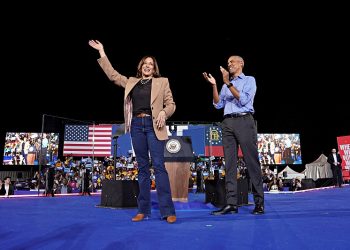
[268, 176, 283, 192]
[290, 178, 302, 191]
[0, 176, 15, 197]
[58, 178, 71, 194]
[262, 171, 272, 191]
[277, 176, 284, 190]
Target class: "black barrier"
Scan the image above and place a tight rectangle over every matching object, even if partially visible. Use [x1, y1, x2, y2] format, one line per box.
[99, 180, 139, 208]
[301, 178, 316, 189]
[205, 178, 249, 207]
[315, 178, 334, 188]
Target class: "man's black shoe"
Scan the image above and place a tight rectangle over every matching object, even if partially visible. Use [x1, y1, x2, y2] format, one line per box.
[210, 205, 238, 215]
[252, 205, 264, 215]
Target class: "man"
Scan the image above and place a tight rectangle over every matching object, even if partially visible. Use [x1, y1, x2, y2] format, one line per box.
[0, 176, 15, 197]
[81, 166, 91, 196]
[327, 148, 343, 187]
[203, 55, 264, 215]
[44, 166, 55, 197]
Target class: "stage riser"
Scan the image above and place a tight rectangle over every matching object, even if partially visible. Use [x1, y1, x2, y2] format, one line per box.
[205, 178, 249, 207]
[100, 180, 139, 208]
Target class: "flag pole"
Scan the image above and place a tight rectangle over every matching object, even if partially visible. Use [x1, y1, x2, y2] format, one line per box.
[209, 125, 213, 172]
[91, 121, 95, 192]
[38, 114, 45, 196]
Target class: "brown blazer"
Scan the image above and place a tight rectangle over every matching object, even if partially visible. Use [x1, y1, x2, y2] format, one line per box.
[97, 56, 175, 140]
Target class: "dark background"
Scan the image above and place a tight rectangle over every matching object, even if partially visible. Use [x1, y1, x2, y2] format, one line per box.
[1, 3, 348, 169]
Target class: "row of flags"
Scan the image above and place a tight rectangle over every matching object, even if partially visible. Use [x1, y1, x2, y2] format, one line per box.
[63, 124, 223, 157]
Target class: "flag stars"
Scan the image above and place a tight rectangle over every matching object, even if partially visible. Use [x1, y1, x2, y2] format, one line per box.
[205, 127, 222, 145]
[64, 125, 89, 141]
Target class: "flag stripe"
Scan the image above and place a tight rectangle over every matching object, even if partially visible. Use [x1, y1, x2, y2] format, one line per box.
[87, 137, 111, 140]
[63, 124, 113, 157]
[64, 142, 111, 146]
[62, 152, 111, 157]
[63, 146, 111, 150]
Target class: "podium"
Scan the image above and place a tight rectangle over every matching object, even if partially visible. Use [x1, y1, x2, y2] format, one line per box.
[164, 136, 195, 202]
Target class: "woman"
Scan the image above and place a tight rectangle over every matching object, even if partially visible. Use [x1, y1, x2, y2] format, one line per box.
[89, 40, 176, 224]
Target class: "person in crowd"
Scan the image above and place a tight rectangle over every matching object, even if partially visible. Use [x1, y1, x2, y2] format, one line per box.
[203, 55, 264, 215]
[44, 167, 55, 197]
[26, 139, 37, 165]
[262, 170, 273, 191]
[290, 178, 302, 191]
[327, 148, 343, 187]
[57, 176, 71, 194]
[89, 40, 176, 223]
[0, 176, 15, 197]
[81, 167, 91, 196]
[268, 176, 283, 192]
[39, 133, 49, 165]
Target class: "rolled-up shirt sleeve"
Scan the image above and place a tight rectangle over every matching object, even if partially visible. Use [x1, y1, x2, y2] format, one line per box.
[238, 76, 256, 106]
[213, 87, 226, 109]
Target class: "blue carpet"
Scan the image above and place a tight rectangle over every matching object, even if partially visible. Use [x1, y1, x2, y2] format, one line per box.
[1, 186, 349, 250]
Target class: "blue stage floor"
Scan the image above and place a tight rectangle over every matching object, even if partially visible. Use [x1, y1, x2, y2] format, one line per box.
[1, 186, 349, 250]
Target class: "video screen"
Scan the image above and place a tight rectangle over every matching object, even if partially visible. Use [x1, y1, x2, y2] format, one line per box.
[257, 133, 302, 165]
[3, 132, 59, 165]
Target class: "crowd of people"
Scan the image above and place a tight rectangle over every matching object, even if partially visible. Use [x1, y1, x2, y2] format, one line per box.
[262, 167, 303, 192]
[258, 134, 302, 165]
[2, 155, 247, 197]
[3, 132, 59, 166]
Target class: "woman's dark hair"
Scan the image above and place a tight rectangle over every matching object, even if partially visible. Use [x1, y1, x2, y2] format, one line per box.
[136, 56, 161, 78]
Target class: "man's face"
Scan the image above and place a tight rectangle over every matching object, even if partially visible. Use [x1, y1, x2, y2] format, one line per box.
[332, 149, 336, 153]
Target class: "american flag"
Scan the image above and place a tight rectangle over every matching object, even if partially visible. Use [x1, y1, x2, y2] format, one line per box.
[63, 124, 113, 157]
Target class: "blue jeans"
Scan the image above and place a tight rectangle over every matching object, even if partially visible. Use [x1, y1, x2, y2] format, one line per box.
[130, 116, 175, 218]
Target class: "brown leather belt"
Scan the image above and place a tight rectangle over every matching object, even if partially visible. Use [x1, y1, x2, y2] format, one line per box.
[135, 113, 151, 118]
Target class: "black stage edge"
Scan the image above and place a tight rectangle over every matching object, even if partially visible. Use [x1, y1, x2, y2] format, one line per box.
[97, 180, 139, 208]
[205, 178, 250, 207]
